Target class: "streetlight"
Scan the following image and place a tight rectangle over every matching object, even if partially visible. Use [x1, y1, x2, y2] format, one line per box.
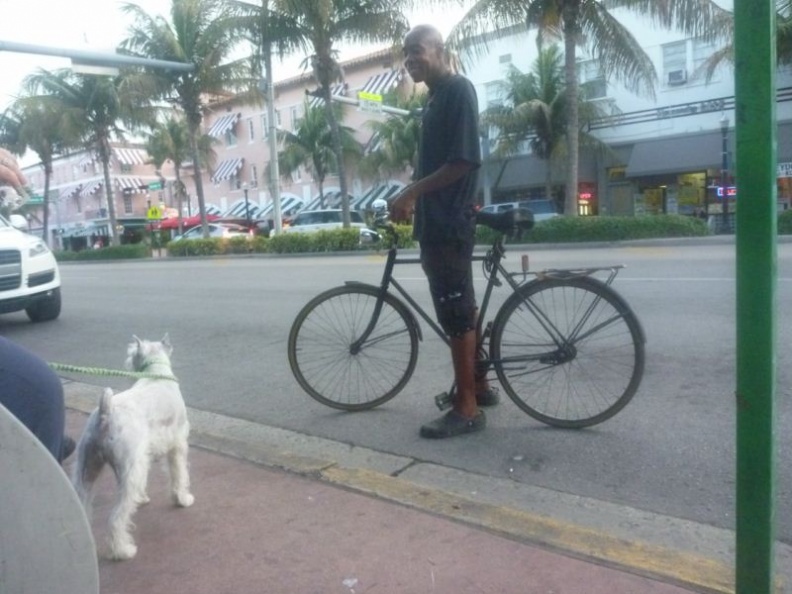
[720, 114, 730, 232]
[242, 182, 251, 229]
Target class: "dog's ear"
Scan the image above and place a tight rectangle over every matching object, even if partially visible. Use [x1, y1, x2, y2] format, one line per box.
[161, 333, 173, 354]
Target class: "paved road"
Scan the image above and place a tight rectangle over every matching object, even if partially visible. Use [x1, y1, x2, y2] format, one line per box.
[3, 239, 791, 543]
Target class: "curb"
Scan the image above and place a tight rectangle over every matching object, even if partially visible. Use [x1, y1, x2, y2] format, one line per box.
[63, 380, 788, 594]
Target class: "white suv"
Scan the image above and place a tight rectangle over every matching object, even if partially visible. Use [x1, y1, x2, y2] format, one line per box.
[283, 209, 380, 243]
[0, 214, 62, 322]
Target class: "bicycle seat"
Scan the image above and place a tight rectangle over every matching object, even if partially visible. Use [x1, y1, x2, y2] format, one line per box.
[476, 207, 535, 237]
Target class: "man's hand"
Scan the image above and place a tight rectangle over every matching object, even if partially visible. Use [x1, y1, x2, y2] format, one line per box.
[390, 186, 418, 223]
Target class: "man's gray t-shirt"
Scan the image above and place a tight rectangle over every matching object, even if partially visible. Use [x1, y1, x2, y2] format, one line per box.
[413, 74, 481, 244]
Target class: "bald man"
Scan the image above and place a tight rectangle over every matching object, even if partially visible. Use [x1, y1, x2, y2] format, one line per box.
[390, 25, 497, 439]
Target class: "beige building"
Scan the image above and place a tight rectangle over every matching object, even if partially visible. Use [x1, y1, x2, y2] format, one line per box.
[20, 47, 413, 246]
[198, 47, 411, 221]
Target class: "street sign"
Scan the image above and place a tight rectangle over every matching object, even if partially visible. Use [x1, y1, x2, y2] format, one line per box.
[148, 181, 163, 191]
[357, 91, 383, 114]
[146, 205, 163, 220]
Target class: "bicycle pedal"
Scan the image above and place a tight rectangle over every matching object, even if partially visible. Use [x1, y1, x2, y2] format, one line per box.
[434, 392, 453, 410]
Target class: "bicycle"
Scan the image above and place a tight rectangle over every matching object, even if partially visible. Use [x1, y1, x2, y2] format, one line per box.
[287, 207, 646, 428]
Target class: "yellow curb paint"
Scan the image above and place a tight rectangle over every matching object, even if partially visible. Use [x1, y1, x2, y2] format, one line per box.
[321, 466, 734, 594]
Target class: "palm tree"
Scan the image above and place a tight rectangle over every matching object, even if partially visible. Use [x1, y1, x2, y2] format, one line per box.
[145, 114, 215, 234]
[444, 0, 727, 216]
[358, 91, 423, 182]
[22, 69, 153, 246]
[483, 43, 613, 210]
[0, 96, 76, 244]
[120, 0, 263, 238]
[273, 0, 410, 226]
[276, 100, 361, 206]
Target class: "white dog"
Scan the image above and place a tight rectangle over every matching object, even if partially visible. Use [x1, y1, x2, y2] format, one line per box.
[71, 334, 194, 560]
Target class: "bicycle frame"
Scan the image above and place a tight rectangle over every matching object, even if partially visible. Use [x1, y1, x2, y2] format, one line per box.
[348, 231, 627, 358]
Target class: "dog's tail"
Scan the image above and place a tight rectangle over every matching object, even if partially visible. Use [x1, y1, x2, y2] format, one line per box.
[71, 388, 114, 512]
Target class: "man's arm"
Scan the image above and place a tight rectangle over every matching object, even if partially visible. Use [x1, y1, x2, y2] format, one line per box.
[390, 160, 475, 222]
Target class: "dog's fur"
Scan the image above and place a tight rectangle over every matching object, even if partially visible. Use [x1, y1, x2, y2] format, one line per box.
[71, 334, 194, 560]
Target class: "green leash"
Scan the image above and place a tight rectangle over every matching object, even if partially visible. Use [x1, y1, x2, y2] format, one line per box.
[48, 362, 178, 382]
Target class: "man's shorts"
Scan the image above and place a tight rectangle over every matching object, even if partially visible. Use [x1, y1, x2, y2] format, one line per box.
[420, 240, 476, 337]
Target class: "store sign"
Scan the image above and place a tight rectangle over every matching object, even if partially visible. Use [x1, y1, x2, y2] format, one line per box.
[778, 162, 792, 178]
[716, 186, 737, 198]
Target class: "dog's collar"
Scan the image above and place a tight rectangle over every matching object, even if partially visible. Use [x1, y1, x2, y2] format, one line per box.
[138, 357, 172, 372]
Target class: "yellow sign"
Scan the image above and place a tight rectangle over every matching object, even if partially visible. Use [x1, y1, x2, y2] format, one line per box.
[146, 205, 163, 220]
[358, 91, 383, 114]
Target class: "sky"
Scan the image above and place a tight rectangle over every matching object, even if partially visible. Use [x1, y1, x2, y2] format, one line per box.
[0, 0, 474, 114]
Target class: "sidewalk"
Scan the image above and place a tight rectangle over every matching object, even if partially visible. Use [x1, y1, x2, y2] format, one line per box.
[65, 407, 699, 594]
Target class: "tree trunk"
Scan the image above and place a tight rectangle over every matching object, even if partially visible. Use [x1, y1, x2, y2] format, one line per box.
[563, 2, 581, 217]
[42, 163, 52, 246]
[323, 94, 349, 226]
[175, 167, 184, 236]
[98, 139, 120, 245]
[188, 121, 209, 238]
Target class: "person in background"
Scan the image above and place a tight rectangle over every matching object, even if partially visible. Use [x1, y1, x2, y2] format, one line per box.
[390, 25, 498, 439]
[0, 147, 74, 462]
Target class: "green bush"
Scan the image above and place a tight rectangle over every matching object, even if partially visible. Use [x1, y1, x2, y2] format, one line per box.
[779, 209, 792, 234]
[165, 236, 270, 256]
[476, 214, 709, 245]
[54, 244, 150, 261]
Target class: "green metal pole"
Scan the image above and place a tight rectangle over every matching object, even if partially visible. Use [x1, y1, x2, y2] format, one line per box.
[734, 0, 777, 592]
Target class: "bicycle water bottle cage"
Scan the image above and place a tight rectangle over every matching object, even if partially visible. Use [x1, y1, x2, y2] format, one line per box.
[476, 208, 535, 239]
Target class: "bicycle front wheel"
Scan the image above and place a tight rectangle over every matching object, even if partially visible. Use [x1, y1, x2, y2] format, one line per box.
[288, 285, 419, 411]
[490, 277, 644, 428]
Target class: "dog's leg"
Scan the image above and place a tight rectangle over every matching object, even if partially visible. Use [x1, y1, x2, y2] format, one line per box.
[107, 448, 150, 560]
[167, 433, 194, 508]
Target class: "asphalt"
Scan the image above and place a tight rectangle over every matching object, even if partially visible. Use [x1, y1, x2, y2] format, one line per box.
[62, 376, 792, 594]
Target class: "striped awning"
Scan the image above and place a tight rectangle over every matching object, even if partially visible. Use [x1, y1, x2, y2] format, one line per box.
[208, 113, 241, 137]
[204, 204, 223, 216]
[353, 182, 404, 210]
[308, 83, 347, 109]
[211, 158, 244, 183]
[80, 180, 104, 197]
[359, 69, 402, 96]
[364, 132, 383, 155]
[115, 176, 146, 192]
[78, 154, 94, 167]
[114, 148, 147, 166]
[58, 184, 82, 200]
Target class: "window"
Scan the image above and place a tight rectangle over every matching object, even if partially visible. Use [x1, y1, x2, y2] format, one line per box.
[275, 109, 282, 127]
[662, 41, 688, 86]
[229, 174, 241, 191]
[484, 81, 504, 108]
[692, 38, 717, 79]
[123, 193, 133, 214]
[120, 163, 133, 173]
[578, 60, 607, 99]
[225, 127, 238, 147]
[290, 105, 302, 129]
[260, 113, 269, 140]
[250, 164, 258, 188]
[74, 196, 82, 214]
[247, 118, 255, 142]
[291, 167, 302, 183]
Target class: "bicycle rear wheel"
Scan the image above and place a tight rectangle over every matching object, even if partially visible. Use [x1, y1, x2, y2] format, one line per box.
[490, 276, 644, 428]
[288, 285, 419, 411]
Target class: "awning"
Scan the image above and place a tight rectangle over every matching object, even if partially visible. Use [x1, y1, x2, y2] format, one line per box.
[223, 199, 264, 219]
[308, 83, 347, 109]
[113, 148, 147, 166]
[78, 154, 94, 167]
[204, 203, 223, 216]
[211, 158, 244, 183]
[625, 131, 725, 177]
[58, 184, 82, 200]
[80, 180, 104, 197]
[207, 113, 241, 137]
[114, 176, 145, 192]
[359, 69, 401, 96]
[353, 182, 404, 210]
[494, 154, 596, 191]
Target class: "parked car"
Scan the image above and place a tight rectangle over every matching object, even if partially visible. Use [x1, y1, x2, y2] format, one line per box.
[171, 222, 252, 242]
[282, 209, 380, 244]
[0, 213, 61, 322]
[480, 199, 560, 222]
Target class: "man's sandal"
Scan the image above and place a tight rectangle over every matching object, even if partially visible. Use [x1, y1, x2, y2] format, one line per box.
[420, 410, 486, 439]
